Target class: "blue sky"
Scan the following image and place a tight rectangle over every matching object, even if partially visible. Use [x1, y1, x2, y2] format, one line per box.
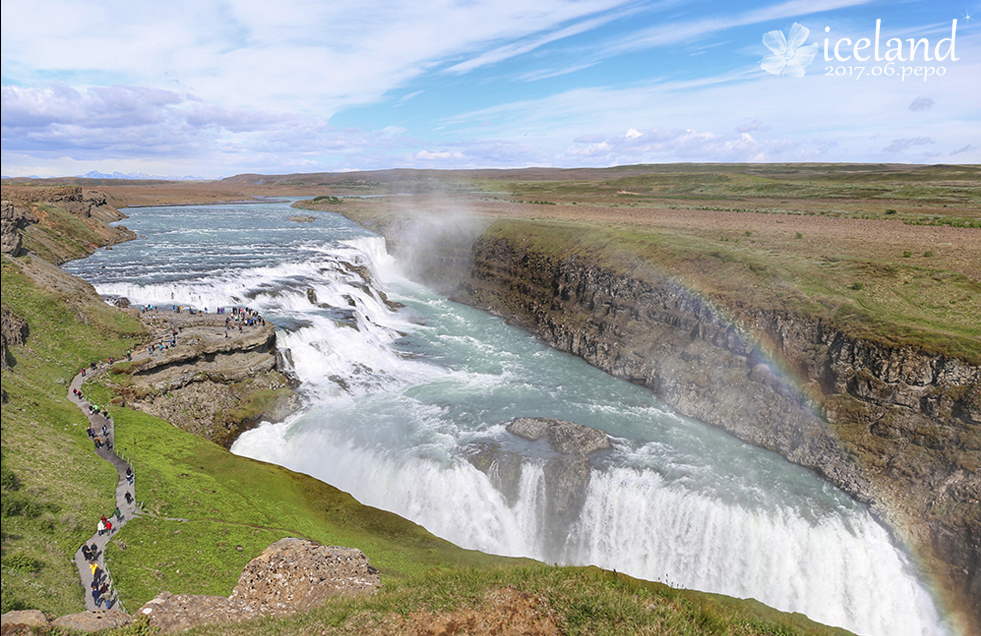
[2, 0, 978, 178]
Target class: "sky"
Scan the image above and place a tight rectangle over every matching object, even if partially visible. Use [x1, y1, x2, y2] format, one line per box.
[2, 0, 979, 178]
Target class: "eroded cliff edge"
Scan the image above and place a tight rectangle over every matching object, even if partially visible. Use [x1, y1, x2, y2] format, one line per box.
[343, 210, 980, 634]
[106, 310, 299, 448]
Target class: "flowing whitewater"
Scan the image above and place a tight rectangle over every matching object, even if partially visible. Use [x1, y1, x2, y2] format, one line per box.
[67, 201, 952, 636]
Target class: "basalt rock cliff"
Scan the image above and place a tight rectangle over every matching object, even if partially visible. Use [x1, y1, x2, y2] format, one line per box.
[109, 312, 299, 448]
[350, 211, 980, 634]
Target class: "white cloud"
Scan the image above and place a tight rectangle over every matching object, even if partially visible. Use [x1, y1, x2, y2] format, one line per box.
[882, 137, 934, 153]
[950, 144, 974, 156]
[2, 0, 637, 116]
[566, 127, 801, 163]
[416, 150, 465, 160]
[0, 83, 403, 176]
[908, 97, 934, 112]
[736, 118, 770, 133]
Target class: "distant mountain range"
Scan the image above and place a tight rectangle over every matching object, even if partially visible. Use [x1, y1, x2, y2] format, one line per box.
[77, 170, 208, 181]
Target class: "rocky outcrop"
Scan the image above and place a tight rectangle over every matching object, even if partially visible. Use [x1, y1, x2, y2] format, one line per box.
[507, 417, 612, 455]
[467, 418, 613, 558]
[110, 312, 298, 447]
[0, 609, 133, 634]
[1, 308, 29, 369]
[0, 610, 49, 631]
[464, 443, 525, 507]
[1, 200, 37, 256]
[50, 609, 133, 633]
[1, 185, 136, 264]
[137, 539, 380, 633]
[511, 418, 612, 555]
[136, 593, 260, 634]
[230, 538, 381, 611]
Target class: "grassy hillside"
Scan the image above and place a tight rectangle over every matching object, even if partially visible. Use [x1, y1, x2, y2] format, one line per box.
[1, 255, 145, 614]
[80, 380, 511, 608]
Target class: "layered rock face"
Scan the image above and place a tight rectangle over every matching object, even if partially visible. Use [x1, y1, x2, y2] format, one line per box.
[1, 185, 136, 263]
[1, 307, 30, 369]
[354, 212, 979, 632]
[1, 200, 37, 256]
[112, 313, 298, 447]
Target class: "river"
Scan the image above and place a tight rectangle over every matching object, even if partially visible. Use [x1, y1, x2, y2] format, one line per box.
[65, 200, 952, 636]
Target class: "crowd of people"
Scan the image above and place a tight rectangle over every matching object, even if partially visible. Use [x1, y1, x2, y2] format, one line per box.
[71, 366, 134, 611]
[80, 538, 115, 609]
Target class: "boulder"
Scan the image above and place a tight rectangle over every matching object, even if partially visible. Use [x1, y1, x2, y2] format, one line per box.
[230, 538, 380, 613]
[1, 610, 48, 630]
[50, 609, 132, 633]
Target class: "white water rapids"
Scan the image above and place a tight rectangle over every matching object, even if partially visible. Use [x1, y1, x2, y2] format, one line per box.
[65, 202, 954, 636]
